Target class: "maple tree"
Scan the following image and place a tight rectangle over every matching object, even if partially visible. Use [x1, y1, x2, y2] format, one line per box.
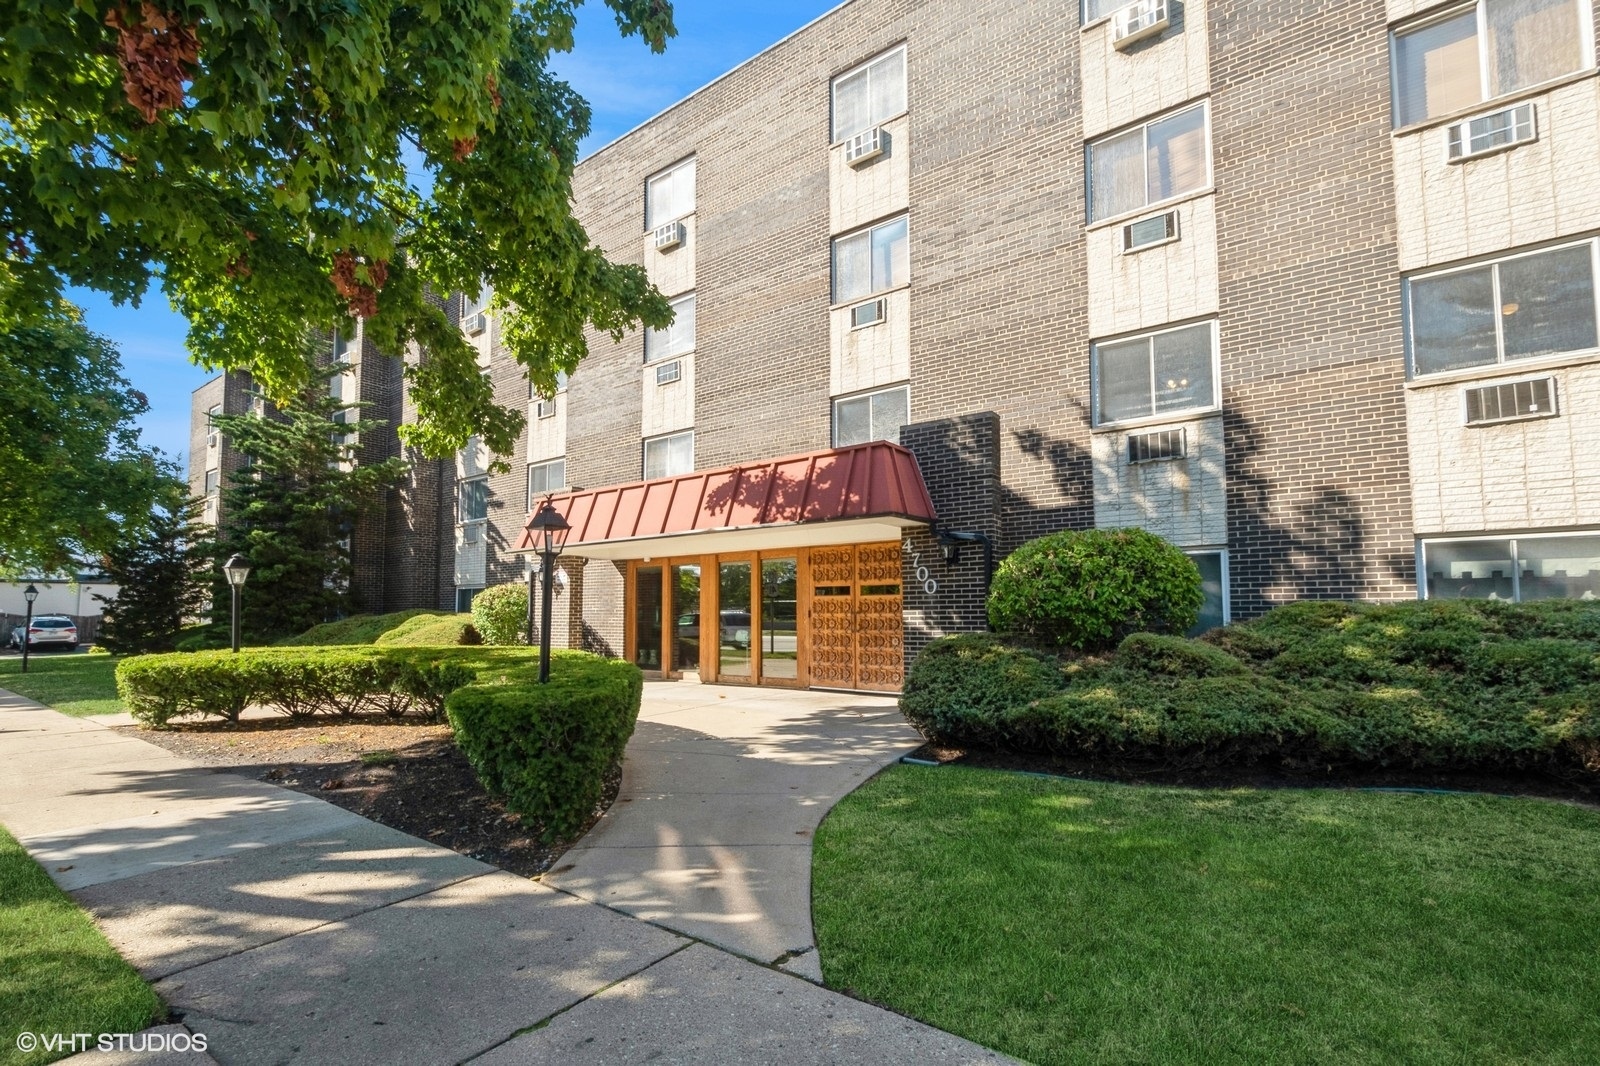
[0, 1, 676, 462]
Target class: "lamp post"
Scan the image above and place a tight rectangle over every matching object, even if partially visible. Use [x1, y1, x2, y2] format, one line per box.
[526, 500, 570, 684]
[222, 554, 251, 654]
[20, 583, 38, 674]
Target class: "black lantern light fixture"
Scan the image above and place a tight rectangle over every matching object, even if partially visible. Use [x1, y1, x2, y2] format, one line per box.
[526, 499, 571, 684]
[20, 583, 38, 674]
[222, 554, 251, 654]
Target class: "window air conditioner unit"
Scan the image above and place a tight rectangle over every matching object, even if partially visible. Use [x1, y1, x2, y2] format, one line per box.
[1463, 377, 1556, 425]
[1447, 102, 1537, 162]
[1112, 0, 1169, 49]
[850, 297, 888, 329]
[654, 220, 686, 251]
[465, 311, 488, 335]
[1127, 427, 1187, 464]
[207, 431, 219, 448]
[656, 360, 682, 385]
[1122, 209, 1180, 252]
[535, 397, 557, 420]
[844, 126, 887, 167]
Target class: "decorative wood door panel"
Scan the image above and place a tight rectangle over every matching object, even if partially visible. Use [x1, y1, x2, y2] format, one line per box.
[806, 542, 904, 692]
[807, 546, 857, 688]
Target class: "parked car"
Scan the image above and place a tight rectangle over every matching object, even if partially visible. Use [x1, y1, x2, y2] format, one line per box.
[675, 610, 753, 650]
[8, 616, 78, 652]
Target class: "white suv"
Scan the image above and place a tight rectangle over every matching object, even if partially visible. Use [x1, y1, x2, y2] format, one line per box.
[9, 616, 78, 652]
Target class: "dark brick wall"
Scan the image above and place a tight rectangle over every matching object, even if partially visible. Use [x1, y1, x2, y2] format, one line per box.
[900, 412, 1001, 665]
[1210, 0, 1416, 617]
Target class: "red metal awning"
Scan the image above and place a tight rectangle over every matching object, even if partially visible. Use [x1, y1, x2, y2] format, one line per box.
[514, 441, 937, 559]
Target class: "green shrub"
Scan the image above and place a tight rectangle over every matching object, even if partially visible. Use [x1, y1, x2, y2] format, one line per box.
[448, 652, 643, 840]
[276, 610, 443, 647]
[173, 624, 230, 652]
[470, 583, 529, 646]
[987, 529, 1204, 651]
[114, 646, 484, 727]
[903, 599, 1600, 776]
[901, 634, 1065, 742]
[373, 613, 481, 647]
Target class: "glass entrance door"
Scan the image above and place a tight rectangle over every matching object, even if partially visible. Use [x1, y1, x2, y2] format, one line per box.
[717, 560, 753, 679]
[671, 563, 701, 675]
[634, 565, 663, 671]
[760, 558, 799, 682]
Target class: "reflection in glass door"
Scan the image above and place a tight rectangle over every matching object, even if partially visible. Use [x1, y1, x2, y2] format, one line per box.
[634, 566, 663, 670]
[671, 564, 701, 673]
[718, 561, 753, 679]
[761, 558, 799, 680]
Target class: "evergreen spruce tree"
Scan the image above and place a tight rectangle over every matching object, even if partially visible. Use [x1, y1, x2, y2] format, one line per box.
[211, 355, 407, 643]
[94, 483, 212, 654]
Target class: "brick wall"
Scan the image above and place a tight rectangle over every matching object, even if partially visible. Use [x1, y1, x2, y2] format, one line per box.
[1210, 0, 1416, 617]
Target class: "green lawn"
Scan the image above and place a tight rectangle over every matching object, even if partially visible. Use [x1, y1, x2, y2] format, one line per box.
[0, 826, 161, 1065]
[0, 655, 121, 717]
[814, 765, 1600, 1065]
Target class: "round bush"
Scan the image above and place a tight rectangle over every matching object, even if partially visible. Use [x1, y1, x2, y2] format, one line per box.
[987, 528, 1204, 651]
[471, 583, 529, 646]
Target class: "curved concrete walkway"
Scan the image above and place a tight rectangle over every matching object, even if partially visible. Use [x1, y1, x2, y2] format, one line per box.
[544, 682, 920, 980]
[0, 686, 1009, 1065]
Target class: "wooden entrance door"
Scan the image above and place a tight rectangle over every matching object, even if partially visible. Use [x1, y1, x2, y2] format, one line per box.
[805, 542, 904, 692]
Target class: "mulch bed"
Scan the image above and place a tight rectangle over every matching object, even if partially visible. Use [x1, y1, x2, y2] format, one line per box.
[908, 741, 1600, 807]
[118, 718, 619, 878]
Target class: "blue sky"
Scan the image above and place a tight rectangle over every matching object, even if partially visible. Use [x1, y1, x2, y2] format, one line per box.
[74, 0, 842, 467]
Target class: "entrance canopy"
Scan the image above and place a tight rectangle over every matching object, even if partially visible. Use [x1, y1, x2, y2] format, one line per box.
[513, 441, 937, 560]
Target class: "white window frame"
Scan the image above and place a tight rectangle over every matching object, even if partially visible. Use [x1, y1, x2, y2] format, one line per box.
[1418, 530, 1600, 602]
[1184, 548, 1231, 632]
[530, 369, 569, 401]
[830, 44, 908, 144]
[458, 476, 488, 525]
[643, 430, 694, 481]
[645, 157, 696, 230]
[1090, 320, 1221, 427]
[1086, 101, 1212, 224]
[832, 384, 911, 448]
[461, 284, 490, 322]
[831, 215, 910, 305]
[645, 292, 696, 364]
[1403, 237, 1600, 379]
[1389, 0, 1596, 129]
[526, 458, 566, 511]
[455, 586, 484, 614]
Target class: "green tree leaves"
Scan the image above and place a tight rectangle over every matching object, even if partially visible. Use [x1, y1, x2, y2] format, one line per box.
[0, 306, 166, 575]
[1, 0, 676, 458]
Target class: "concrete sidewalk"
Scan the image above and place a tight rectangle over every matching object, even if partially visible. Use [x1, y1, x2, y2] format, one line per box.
[545, 682, 920, 980]
[0, 687, 1008, 1065]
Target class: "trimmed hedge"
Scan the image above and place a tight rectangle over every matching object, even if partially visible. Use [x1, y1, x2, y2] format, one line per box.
[276, 610, 444, 646]
[987, 528, 1204, 651]
[448, 652, 643, 840]
[115, 647, 479, 727]
[373, 613, 482, 646]
[116, 646, 645, 839]
[470, 584, 529, 646]
[903, 600, 1600, 775]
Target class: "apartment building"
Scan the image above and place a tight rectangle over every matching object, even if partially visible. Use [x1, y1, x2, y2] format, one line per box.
[193, 0, 1600, 691]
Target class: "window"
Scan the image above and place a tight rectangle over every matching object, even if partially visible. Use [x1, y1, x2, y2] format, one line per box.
[1423, 533, 1600, 601]
[455, 587, 483, 613]
[643, 431, 693, 480]
[1087, 103, 1210, 222]
[1406, 239, 1598, 376]
[204, 469, 220, 495]
[205, 403, 221, 433]
[461, 284, 489, 321]
[527, 459, 565, 509]
[1186, 550, 1230, 634]
[831, 45, 907, 143]
[1083, 0, 1125, 21]
[833, 385, 909, 447]
[530, 370, 569, 401]
[458, 477, 488, 524]
[1392, 0, 1590, 127]
[832, 216, 909, 304]
[646, 158, 696, 229]
[1093, 322, 1217, 424]
[334, 331, 351, 359]
[645, 293, 696, 363]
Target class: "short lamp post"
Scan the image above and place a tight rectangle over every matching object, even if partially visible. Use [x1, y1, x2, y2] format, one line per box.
[21, 583, 38, 674]
[223, 554, 251, 654]
[526, 500, 570, 684]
